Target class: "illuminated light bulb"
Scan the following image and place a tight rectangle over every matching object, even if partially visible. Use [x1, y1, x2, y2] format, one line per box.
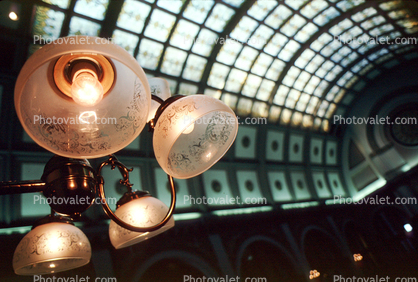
[9, 12, 18, 21]
[49, 263, 56, 269]
[71, 71, 104, 107]
[404, 223, 413, 232]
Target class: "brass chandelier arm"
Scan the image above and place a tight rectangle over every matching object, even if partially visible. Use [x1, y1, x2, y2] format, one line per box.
[96, 155, 177, 232]
[148, 95, 186, 131]
[151, 94, 165, 105]
[0, 180, 46, 195]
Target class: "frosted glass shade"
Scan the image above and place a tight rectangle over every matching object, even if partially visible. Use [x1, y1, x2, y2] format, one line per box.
[14, 36, 150, 158]
[109, 196, 175, 249]
[147, 77, 171, 122]
[13, 222, 91, 275]
[153, 95, 238, 179]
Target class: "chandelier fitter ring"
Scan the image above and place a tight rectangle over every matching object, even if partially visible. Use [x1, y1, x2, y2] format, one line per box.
[53, 54, 115, 98]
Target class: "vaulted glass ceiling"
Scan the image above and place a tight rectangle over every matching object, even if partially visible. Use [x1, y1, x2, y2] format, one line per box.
[30, 0, 418, 132]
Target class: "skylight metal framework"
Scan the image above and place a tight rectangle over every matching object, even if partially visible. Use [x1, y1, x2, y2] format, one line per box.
[25, 0, 418, 133]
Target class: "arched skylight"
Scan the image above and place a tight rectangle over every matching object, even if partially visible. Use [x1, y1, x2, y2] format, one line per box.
[31, 0, 418, 132]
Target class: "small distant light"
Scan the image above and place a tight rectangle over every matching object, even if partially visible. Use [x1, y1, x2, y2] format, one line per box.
[9, 12, 18, 21]
[353, 254, 363, 262]
[309, 270, 320, 279]
[404, 223, 413, 232]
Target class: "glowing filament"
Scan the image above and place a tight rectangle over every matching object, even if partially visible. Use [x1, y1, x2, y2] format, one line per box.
[71, 72, 104, 107]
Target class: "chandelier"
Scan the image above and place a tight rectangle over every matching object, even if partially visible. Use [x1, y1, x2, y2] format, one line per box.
[1, 36, 238, 275]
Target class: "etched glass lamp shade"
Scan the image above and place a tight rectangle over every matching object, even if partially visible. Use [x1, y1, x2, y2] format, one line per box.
[153, 95, 239, 179]
[109, 196, 175, 249]
[13, 222, 91, 275]
[14, 36, 151, 158]
[147, 77, 171, 122]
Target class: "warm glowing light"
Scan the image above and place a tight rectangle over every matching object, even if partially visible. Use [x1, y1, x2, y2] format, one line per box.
[49, 263, 56, 268]
[404, 223, 413, 232]
[183, 122, 195, 134]
[181, 115, 194, 134]
[79, 111, 98, 124]
[48, 236, 61, 252]
[9, 12, 18, 21]
[353, 253, 363, 262]
[71, 72, 104, 107]
[309, 270, 320, 279]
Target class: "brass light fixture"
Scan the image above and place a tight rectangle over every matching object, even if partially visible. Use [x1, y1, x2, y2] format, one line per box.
[1, 36, 239, 275]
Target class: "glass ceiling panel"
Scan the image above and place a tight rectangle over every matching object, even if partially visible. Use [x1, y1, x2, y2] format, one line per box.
[248, 0, 278, 21]
[137, 39, 164, 70]
[223, 0, 245, 8]
[217, 40, 243, 65]
[311, 33, 333, 52]
[33, 5, 65, 41]
[144, 9, 176, 42]
[74, 0, 109, 20]
[313, 6, 340, 26]
[274, 85, 290, 106]
[285, 0, 309, 10]
[336, 0, 365, 12]
[265, 59, 286, 81]
[278, 40, 301, 62]
[161, 47, 188, 76]
[352, 7, 377, 22]
[230, 16, 258, 43]
[256, 79, 275, 101]
[178, 83, 198, 96]
[157, 0, 184, 13]
[301, 1, 328, 19]
[242, 74, 262, 98]
[249, 25, 274, 49]
[69, 17, 101, 36]
[379, 1, 403, 11]
[205, 3, 235, 32]
[222, 93, 238, 110]
[117, 0, 151, 34]
[170, 20, 200, 50]
[295, 23, 319, 43]
[235, 46, 259, 71]
[183, 55, 207, 82]
[281, 14, 307, 37]
[225, 68, 248, 93]
[237, 98, 252, 116]
[252, 53, 274, 77]
[208, 63, 230, 89]
[252, 101, 269, 118]
[192, 29, 218, 57]
[183, 0, 214, 24]
[265, 4, 293, 29]
[112, 29, 138, 55]
[264, 33, 288, 56]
